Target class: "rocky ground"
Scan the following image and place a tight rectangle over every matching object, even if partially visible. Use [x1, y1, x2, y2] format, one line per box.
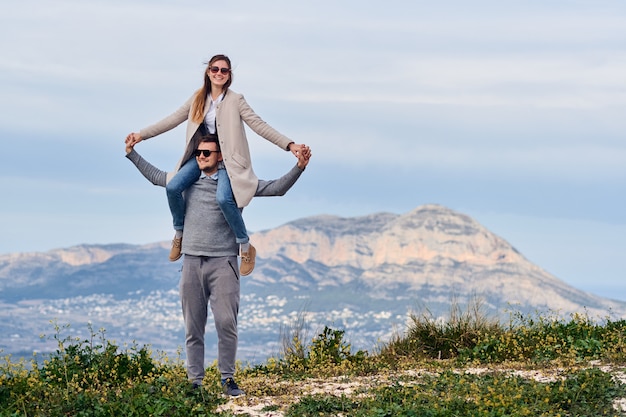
[216, 363, 626, 416]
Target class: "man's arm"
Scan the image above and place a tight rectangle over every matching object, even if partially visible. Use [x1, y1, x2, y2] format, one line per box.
[255, 146, 311, 197]
[125, 148, 168, 187]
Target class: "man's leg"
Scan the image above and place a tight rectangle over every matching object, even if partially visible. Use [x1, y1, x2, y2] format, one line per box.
[180, 255, 209, 385]
[206, 256, 240, 380]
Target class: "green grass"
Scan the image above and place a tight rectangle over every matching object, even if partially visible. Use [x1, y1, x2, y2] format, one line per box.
[285, 368, 622, 416]
[2, 302, 626, 416]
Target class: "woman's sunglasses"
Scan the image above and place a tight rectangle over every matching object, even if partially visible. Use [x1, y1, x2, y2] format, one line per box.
[209, 66, 231, 74]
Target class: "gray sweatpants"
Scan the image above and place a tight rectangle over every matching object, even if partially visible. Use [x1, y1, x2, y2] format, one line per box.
[180, 255, 240, 384]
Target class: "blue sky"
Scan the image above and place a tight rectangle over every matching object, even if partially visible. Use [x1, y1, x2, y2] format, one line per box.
[1, 1, 625, 299]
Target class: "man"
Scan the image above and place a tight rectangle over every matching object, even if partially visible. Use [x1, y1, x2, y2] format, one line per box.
[125, 135, 311, 396]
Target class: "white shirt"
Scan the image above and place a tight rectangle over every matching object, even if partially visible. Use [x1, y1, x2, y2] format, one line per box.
[203, 93, 224, 134]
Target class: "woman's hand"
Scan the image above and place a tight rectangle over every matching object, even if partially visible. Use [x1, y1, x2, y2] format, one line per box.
[288, 142, 306, 157]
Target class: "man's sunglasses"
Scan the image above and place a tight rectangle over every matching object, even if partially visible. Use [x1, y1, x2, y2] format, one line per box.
[209, 66, 231, 74]
[195, 149, 220, 157]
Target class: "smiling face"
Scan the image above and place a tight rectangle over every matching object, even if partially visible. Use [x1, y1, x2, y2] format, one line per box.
[195, 140, 222, 175]
[207, 59, 231, 90]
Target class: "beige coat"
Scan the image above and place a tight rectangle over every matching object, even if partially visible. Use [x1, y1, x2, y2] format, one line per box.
[139, 89, 293, 207]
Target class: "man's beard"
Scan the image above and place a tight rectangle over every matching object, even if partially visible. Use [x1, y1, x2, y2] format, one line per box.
[198, 160, 218, 174]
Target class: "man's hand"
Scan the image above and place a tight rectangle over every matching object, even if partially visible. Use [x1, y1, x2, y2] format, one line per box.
[296, 145, 312, 169]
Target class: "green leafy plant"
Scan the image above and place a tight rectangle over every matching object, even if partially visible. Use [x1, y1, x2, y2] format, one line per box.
[464, 311, 626, 364]
[0, 322, 226, 417]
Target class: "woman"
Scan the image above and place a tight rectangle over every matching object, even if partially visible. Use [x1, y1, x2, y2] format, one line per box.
[126, 54, 303, 275]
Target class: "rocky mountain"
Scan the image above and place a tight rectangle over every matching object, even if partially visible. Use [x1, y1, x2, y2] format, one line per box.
[250, 204, 625, 316]
[1, 204, 623, 362]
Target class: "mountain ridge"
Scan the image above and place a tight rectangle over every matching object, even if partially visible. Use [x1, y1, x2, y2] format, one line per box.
[247, 204, 623, 316]
[1, 204, 623, 361]
[253, 204, 526, 267]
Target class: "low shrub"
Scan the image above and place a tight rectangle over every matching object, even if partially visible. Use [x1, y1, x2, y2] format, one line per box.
[0, 322, 226, 417]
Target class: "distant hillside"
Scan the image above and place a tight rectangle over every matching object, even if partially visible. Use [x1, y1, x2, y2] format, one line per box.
[250, 204, 626, 317]
[1, 204, 624, 361]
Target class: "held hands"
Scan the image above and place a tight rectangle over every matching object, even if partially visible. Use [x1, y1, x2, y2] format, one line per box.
[125, 132, 143, 148]
[288, 142, 311, 169]
[124, 132, 142, 154]
[288, 142, 305, 157]
[296, 145, 312, 169]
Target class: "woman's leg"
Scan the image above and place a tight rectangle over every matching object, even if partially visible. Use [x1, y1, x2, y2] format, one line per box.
[166, 158, 201, 231]
[216, 168, 249, 243]
[216, 169, 255, 275]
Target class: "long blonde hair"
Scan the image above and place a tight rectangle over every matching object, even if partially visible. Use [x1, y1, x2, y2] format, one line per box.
[190, 54, 233, 123]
